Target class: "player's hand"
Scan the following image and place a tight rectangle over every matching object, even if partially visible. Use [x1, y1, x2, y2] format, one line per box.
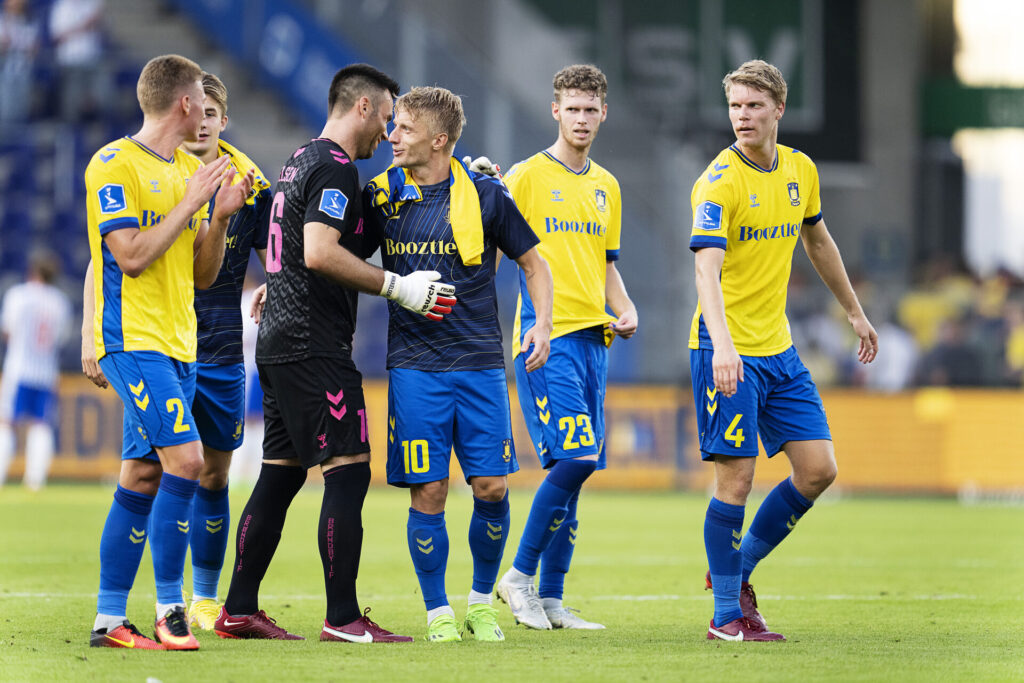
[380, 270, 457, 321]
[250, 283, 267, 324]
[462, 155, 502, 178]
[712, 344, 743, 398]
[850, 312, 878, 364]
[182, 154, 231, 213]
[521, 323, 552, 373]
[610, 308, 638, 339]
[81, 330, 108, 389]
[212, 166, 256, 221]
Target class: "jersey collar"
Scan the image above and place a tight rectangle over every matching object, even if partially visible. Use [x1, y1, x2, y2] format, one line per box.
[729, 144, 777, 173]
[542, 150, 591, 176]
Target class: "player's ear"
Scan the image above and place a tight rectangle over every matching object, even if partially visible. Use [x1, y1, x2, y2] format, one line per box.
[221, 115, 229, 131]
[551, 100, 560, 121]
[433, 132, 448, 151]
[600, 102, 608, 122]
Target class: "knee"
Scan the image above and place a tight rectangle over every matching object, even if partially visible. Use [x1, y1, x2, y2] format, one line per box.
[411, 480, 448, 514]
[200, 468, 229, 491]
[795, 461, 837, 499]
[119, 461, 162, 496]
[470, 477, 507, 502]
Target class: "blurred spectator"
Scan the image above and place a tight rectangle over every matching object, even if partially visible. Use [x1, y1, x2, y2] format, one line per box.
[0, 0, 40, 125]
[1003, 298, 1024, 386]
[855, 313, 918, 392]
[49, 0, 110, 122]
[914, 315, 983, 387]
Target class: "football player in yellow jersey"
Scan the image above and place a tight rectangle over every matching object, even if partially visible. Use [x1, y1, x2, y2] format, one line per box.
[690, 60, 877, 642]
[82, 55, 254, 652]
[495, 65, 637, 631]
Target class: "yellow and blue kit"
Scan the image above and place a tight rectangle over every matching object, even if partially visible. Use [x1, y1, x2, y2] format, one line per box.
[688, 144, 830, 458]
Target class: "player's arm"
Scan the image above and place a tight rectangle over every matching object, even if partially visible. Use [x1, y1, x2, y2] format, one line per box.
[303, 222, 456, 321]
[80, 261, 108, 389]
[194, 166, 256, 289]
[513, 246, 553, 372]
[694, 246, 743, 397]
[103, 154, 231, 277]
[800, 219, 878, 364]
[606, 262, 637, 339]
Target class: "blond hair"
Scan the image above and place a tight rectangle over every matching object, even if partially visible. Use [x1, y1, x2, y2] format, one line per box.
[201, 72, 228, 116]
[137, 54, 203, 115]
[395, 86, 465, 152]
[553, 64, 608, 103]
[722, 59, 787, 106]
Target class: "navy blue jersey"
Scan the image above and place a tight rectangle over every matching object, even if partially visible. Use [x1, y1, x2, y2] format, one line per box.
[194, 184, 271, 364]
[364, 173, 538, 371]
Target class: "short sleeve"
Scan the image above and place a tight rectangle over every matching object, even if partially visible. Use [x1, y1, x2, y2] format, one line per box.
[302, 159, 362, 236]
[689, 172, 733, 252]
[803, 163, 823, 225]
[86, 160, 140, 235]
[605, 177, 622, 261]
[480, 177, 539, 260]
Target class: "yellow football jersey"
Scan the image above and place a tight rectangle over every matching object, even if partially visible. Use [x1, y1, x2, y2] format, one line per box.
[504, 151, 621, 356]
[86, 137, 209, 362]
[688, 144, 822, 356]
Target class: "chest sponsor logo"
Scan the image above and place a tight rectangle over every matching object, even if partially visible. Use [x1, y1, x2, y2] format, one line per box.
[595, 188, 607, 212]
[98, 184, 127, 214]
[787, 181, 801, 206]
[318, 188, 348, 220]
[693, 201, 722, 231]
[544, 217, 606, 236]
[738, 223, 800, 242]
[385, 238, 458, 256]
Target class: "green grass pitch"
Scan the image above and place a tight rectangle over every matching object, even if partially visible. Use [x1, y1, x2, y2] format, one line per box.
[1, 484, 1022, 682]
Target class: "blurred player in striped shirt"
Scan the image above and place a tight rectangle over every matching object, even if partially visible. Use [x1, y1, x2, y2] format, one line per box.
[0, 249, 72, 490]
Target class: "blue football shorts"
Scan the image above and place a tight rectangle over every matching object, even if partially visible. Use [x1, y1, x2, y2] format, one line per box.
[12, 384, 56, 423]
[386, 367, 518, 486]
[689, 345, 831, 460]
[99, 350, 198, 460]
[514, 327, 608, 470]
[192, 362, 246, 452]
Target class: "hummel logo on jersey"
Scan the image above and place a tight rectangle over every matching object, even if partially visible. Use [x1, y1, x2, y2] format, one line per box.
[550, 189, 564, 202]
[707, 162, 729, 183]
[98, 184, 127, 213]
[750, 194, 760, 207]
[318, 188, 348, 220]
[568, 527, 578, 545]
[548, 516, 565, 533]
[150, 180, 161, 193]
[99, 149, 118, 163]
[694, 201, 722, 231]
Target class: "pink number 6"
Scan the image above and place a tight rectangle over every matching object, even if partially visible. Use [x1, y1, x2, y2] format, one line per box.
[266, 191, 285, 272]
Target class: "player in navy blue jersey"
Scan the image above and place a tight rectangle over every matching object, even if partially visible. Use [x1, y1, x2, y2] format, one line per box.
[217, 65, 456, 644]
[363, 86, 553, 642]
[178, 72, 273, 630]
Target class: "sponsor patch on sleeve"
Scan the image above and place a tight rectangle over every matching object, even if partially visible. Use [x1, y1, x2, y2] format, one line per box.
[98, 184, 127, 214]
[693, 201, 723, 231]
[318, 188, 348, 220]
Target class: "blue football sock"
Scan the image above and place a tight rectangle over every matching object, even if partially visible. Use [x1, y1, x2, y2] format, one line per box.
[407, 508, 449, 610]
[468, 492, 510, 594]
[741, 477, 813, 583]
[513, 459, 596, 576]
[539, 488, 580, 599]
[190, 484, 230, 600]
[97, 485, 154, 617]
[705, 497, 745, 627]
[150, 472, 199, 606]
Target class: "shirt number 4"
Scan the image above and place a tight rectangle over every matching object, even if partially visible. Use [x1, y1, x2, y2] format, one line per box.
[724, 414, 745, 448]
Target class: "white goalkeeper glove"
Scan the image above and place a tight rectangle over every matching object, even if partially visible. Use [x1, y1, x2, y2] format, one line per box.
[379, 270, 457, 321]
[462, 155, 502, 178]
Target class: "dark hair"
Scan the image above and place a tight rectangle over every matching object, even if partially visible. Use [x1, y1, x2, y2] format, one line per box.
[328, 63, 400, 115]
[28, 248, 60, 284]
